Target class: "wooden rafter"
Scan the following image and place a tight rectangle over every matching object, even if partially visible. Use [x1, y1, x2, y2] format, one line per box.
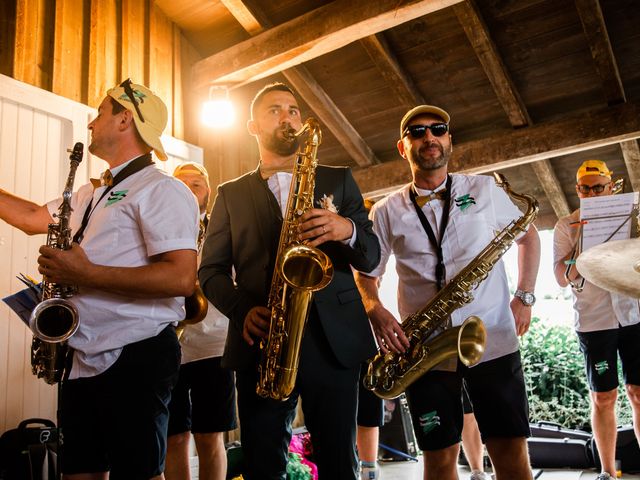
[453, 0, 530, 127]
[193, 0, 463, 89]
[354, 102, 640, 194]
[359, 34, 425, 109]
[221, 0, 377, 166]
[620, 140, 640, 193]
[454, 0, 571, 219]
[575, 0, 625, 105]
[530, 160, 571, 218]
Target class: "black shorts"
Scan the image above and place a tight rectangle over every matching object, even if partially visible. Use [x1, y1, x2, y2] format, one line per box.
[357, 363, 384, 427]
[577, 323, 640, 392]
[60, 326, 180, 479]
[462, 381, 473, 414]
[405, 350, 530, 451]
[168, 356, 237, 435]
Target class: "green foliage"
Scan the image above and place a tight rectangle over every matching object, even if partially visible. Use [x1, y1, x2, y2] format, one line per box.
[521, 317, 632, 430]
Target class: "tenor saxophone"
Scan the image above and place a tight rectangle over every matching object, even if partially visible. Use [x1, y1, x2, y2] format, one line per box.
[256, 118, 334, 401]
[364, 173, 538, 399]
[29, 142, 84, 384]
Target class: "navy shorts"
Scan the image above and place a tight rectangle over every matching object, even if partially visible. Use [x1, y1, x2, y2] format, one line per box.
[405, 350, 530, 451]
[357, 363, 384, 427]
[60, 326, 180, 479]
[577, 323, 640, 392]
[168, 356, 237, 435]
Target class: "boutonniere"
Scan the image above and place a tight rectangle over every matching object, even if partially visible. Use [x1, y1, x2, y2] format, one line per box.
[454, 194, 476, 212]
[317, 194, 338, 213]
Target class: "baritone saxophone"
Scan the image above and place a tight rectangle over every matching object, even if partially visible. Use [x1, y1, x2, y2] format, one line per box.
[256, 118, 334, 401]
[364, 173, 538, 399]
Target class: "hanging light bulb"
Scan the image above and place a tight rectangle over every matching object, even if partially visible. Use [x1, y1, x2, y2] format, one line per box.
[201, 86, 235, 128]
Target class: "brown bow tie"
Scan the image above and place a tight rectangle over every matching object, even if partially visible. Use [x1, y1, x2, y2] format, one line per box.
[415, 189, 447, 207]
[90, 169, 114, 188]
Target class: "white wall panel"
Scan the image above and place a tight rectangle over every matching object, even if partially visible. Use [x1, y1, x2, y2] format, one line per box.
[0, 74, 202, 434]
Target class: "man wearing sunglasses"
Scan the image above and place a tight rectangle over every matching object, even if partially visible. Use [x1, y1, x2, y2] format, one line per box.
[355, 105, 540, 480]
[553, 160, 640, 480]
[0, 80, 199, 480]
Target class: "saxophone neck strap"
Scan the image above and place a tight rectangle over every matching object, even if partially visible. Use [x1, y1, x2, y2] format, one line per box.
[409, 174, 453, 290]
[72, 154, 154, 244]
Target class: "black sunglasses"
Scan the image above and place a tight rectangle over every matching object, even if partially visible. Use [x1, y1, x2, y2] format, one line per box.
[120, 79, 145, 123]
[577, 183, 610, 194]
[404, 123, 449, 139]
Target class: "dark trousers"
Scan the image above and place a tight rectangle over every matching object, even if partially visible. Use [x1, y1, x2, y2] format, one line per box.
[236, 313, 360, 480]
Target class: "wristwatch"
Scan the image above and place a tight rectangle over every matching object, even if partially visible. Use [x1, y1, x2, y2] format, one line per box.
[514, 289, 536, 307]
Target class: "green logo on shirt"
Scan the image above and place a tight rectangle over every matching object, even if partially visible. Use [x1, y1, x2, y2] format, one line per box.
[419, 411, 441, 435]
[106, 190, 128, 206]
[595, 360, 609, 375]
[455, 194, 476, 211]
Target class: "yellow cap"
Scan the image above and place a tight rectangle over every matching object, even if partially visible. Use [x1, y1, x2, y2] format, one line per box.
[400, 105, 450, 137]
[107, 80, 168, 161]
[173, 162, 210, 189]
[576, 160, 612, 182]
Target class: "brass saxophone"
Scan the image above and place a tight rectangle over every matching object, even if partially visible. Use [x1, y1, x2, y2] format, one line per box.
[364, 173, 538, 399]
[177, 218, 209, 340]
[29, 142, 84, 384]
[256, 118, 334, 400]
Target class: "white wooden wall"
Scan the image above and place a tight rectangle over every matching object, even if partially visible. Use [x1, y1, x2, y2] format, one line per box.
[0, 74, 202, 434]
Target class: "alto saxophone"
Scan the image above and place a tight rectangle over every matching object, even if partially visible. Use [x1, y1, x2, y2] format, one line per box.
[30, 142, 84, 384]
[256, 118, 334, 401]
[177, 217, 209, 340]
[364, 173, 538, 399]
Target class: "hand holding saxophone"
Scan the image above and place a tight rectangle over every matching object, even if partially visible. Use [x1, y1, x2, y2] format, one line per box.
[243, 306, 271, 346]
[367, 303, 410, 354]
[297, 207, 353, 247]
[37, 242, 92, 286]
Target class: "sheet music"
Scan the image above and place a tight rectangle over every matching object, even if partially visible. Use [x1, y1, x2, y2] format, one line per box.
[580, 192, 638, 252]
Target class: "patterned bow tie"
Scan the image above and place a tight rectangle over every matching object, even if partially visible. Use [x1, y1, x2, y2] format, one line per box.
[90, 169, 114, 188]
[415, 189, 447, 207]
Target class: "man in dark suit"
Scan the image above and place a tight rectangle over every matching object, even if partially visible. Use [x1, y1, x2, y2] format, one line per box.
[199, 83, 380, 480]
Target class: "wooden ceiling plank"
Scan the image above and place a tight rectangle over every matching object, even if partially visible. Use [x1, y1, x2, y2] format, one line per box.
[530, 160, 571, 218]
[219, 0, 263, 35]
[360, 34, 425, 109]
[453, 0, 530, 127]
[620, 140, 640, 193]
[222, 1, 378, 167]
[575, 0, 626, 105]
[282, 66, 376, 167]
[354, 102, 640, 194]
[193, 0, 464, 89]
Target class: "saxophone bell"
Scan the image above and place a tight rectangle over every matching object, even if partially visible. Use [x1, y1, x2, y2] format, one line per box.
[30, 298, 79, 343]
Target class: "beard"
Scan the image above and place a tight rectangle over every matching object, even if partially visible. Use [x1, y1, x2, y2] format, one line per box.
[409, 141, 451, 171]
[263, 125, 299, 156]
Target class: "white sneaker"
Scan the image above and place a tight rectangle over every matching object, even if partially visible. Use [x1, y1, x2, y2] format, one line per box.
[361, 465, 382, 480]
[595, 474, 614, 480]
[469, 471, 492, 480]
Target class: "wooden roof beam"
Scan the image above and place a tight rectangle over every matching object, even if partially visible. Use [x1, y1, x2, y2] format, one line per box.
[530, 160, 571, 219]
[453, 0, 530, 127]
[221, 0, 377, 166]
[620, 140, 640, 193]
[360, 33, 425, 109]
[193, 0, 464, 89]
[354, 102, 640, 194]
[575, 0, 626, 105]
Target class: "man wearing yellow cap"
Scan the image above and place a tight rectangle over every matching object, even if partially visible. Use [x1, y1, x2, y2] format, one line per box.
[0, 80, 199, 479]
[165, 162, 236, 480]
[553, 160, 640, 480]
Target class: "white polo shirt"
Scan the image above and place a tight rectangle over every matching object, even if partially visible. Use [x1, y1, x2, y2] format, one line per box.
[553, 209, 640, 332]
[46, 160, 199, 378]
[368, 174, 525, 364]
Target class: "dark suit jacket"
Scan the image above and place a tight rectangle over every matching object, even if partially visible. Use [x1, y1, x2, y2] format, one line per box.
[199, 165, 380, 371]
